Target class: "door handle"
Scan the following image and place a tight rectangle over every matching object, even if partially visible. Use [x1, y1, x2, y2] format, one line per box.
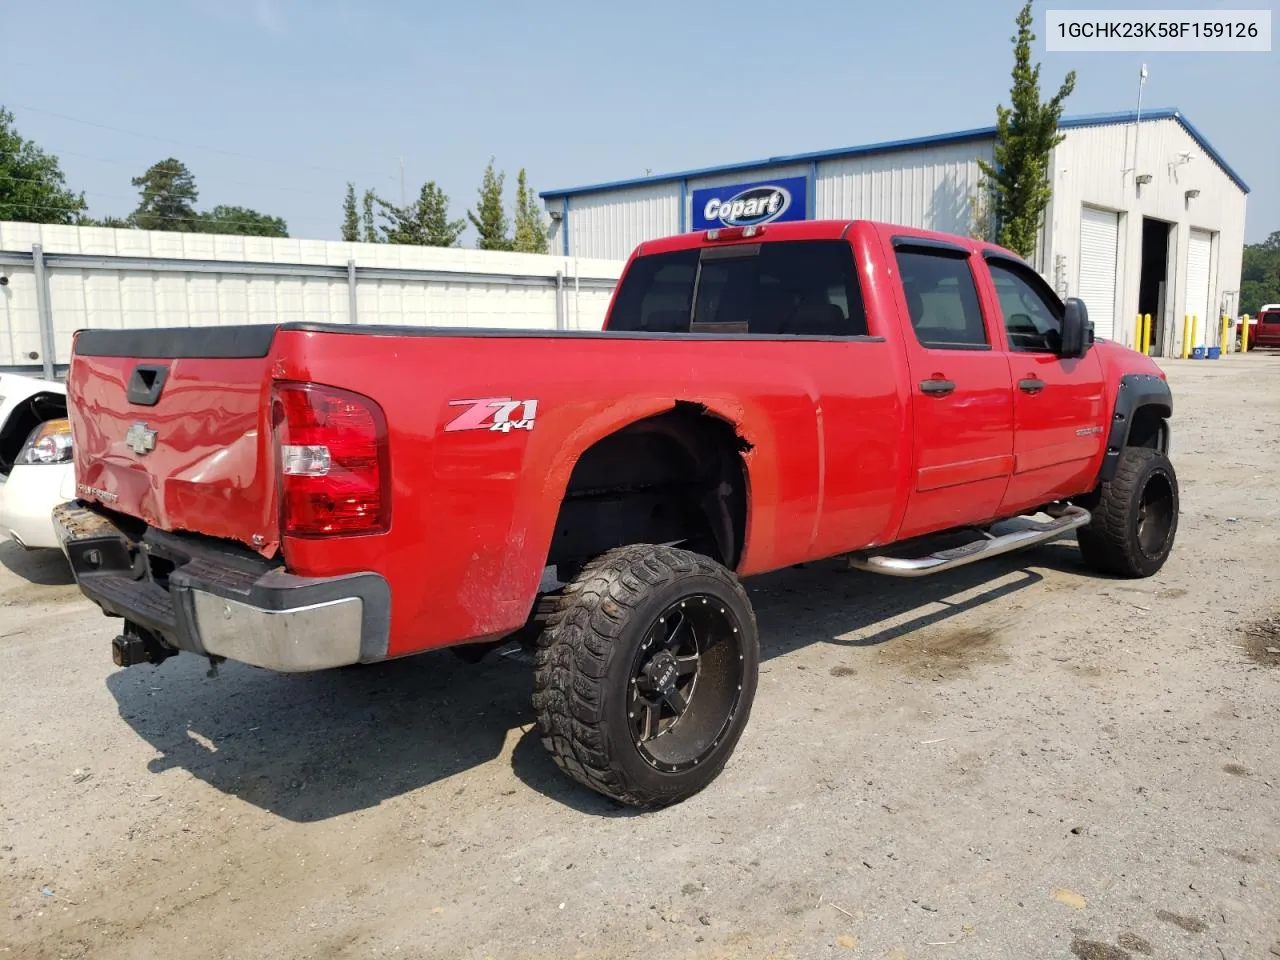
[920, 378, 956, 396]
[1018, 377, 1046, 394]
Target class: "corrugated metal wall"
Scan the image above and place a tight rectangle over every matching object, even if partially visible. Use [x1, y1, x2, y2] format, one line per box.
[1044, 118, 1248, 353]
[564, 183, 681, 261]
[553, 145, 1000, 261]
[0, 222, 625, 372]
[815, 140, 994, 234]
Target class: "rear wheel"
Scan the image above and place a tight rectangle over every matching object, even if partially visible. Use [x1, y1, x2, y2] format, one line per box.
[531, 544, 759, 808]
[1077, 447, 1179, 578]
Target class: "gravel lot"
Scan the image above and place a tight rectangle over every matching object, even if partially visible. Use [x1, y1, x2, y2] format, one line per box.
[2, 354, 1278, 960]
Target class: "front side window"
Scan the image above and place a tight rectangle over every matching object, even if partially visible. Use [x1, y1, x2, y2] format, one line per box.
[988, 260, 1064, 353]
[894, 249, 988, 349]
[607, 240, 868, 337]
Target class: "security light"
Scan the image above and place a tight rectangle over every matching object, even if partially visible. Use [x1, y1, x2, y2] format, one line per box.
[1185, 189, 1200, 200]
[1135, 174, 1153, 185]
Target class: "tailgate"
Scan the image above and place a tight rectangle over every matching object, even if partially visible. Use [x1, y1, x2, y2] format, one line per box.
[66, 326, 280, 555]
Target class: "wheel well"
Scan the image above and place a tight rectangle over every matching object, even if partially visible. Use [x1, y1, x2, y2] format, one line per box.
[1127, 404, 1170, 452]
[546, 403, 750, 576]
[0, 391, 66, 474]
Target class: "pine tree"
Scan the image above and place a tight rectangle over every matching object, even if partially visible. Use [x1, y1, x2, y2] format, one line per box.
[341, 182, 360, 241]
[977, 0, 1076, 259]
[374, 181, 465, 247]
[131, 157, 199, 231]
[361, 188, 378, 243]
[467, 158, 513, 251]
[513, 168, 548, 254]
[417, 181, 466, 247]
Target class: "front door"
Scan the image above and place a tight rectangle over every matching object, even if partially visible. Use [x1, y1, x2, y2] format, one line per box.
[891, 240, 1016, 541]
[983, 255, 1107, 513]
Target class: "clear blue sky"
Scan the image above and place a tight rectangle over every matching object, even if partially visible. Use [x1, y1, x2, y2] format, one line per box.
[3, 0, 1276, 244]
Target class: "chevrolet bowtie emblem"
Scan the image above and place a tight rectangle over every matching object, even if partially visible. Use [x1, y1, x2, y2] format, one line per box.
[125, 421, 157, 455]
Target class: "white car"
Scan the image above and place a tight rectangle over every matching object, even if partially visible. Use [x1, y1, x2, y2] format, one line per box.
[0, 372, 75, 550]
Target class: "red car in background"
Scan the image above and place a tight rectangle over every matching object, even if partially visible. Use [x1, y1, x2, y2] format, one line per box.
[1251, 304, 1280, 349]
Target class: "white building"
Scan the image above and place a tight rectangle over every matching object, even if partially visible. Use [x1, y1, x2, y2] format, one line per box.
[542, 109, 1249, 354]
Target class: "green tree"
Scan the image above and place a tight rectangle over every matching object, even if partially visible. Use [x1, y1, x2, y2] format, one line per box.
[198, 205, 288, 237]
[512, 168, 548, 254]
[131, 157, 199, 231]
[361, 188, 378, 243]
[0, 106, 87, 223]
[1241, 231, 1280, 317]
[977, 0, 1076, 259]
[377, 181, 465, 247]
[467, 158, 513, 251]
[77, 214, 134, 229]
[341, 182, 360, 241]
[417, 181, 466, 247]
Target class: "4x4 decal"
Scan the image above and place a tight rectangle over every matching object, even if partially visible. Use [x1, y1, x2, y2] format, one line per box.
[445, 397, 538, 433]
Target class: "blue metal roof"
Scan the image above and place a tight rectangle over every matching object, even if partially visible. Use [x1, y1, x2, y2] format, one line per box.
[541, 108, 1249, 200]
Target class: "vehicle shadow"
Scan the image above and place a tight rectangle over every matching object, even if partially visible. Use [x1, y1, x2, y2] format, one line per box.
[106, 541, 1073, 823]
[0, 539, 75, 586]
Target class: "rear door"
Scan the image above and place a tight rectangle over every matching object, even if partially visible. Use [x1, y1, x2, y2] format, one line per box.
[1185, 229, 1213, 349]
[889, 237, 1015, 540]
[66, 327, 280, 553]
[1077, 206, 1119, 342]
[981, 255, 1107, 513]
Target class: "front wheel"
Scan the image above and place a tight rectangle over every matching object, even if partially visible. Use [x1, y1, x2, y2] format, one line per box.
[1077, 447, 1179, 578]
[531, 544, 759, 808]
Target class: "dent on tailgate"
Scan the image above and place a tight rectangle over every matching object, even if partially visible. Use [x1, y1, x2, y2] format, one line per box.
[69, 354, 279, 555]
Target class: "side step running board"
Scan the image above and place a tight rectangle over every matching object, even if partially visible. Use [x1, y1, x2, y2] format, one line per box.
[848, 505, 1091, 578]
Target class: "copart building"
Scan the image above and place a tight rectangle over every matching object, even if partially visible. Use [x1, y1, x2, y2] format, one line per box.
[541, 109, 1248, 354]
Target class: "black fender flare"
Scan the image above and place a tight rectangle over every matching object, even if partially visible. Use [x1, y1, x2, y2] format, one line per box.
[1099, 373, 1172, 482]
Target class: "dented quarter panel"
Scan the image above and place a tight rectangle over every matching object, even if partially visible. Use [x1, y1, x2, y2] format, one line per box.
[261, 318, 903, 655]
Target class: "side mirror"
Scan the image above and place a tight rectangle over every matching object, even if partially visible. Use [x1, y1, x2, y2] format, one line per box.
[1061, 297, 1092, 358]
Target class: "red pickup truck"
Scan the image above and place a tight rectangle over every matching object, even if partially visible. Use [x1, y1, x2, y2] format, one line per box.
[56, 219, 1178, 808]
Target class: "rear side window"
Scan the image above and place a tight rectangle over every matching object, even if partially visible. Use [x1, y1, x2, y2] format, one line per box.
[607, 240, 868, 337]
[894, 249, 988, 349]
[1261, 310, 1280, 324]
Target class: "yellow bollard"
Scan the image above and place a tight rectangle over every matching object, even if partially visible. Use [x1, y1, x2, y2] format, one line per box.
[1135, 314, 1144, 351]
[1242, 314, 1250, 352]
[1191, 315, 1199, 355]
[1142, 314, 1152, 355]
[1220, 315, 1230, 355]
[1181, 315, 1191, 359]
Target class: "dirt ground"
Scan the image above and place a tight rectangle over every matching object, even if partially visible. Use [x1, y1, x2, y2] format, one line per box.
[2, 354, 1278, 960]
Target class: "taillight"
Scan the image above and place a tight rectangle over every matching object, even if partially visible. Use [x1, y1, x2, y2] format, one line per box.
[271, 382, 390, 537]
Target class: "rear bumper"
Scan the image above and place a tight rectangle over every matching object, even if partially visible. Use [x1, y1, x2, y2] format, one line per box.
[53, 501, 390, 672]
[0, 463, 75, 549]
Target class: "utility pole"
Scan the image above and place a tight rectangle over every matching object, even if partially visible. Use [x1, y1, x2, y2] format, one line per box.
[398, 156, 407, 208]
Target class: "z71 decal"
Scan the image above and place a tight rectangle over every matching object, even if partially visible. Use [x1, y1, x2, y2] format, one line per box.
[445, 397, 539, 433]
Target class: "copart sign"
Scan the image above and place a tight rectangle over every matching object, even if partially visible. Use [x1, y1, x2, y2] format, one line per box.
[691, 176, 808, 230]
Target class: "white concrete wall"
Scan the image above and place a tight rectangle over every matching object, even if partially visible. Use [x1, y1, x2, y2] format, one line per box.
[0, 222, 625, 370]
[1045, 118, 1248, 353]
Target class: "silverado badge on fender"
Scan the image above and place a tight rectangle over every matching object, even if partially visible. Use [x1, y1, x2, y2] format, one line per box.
[125, 421, 157, 455]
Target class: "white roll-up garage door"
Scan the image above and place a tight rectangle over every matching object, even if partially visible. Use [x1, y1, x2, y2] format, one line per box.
[1078, 206, 1119, 341]
[1185, 229, 1212, 348]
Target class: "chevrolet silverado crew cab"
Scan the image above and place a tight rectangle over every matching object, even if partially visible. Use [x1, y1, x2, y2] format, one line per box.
[56, 219, 1178, 808]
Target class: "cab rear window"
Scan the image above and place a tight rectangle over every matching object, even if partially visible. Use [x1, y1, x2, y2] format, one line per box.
[1260, 310, 1280, 324]
[607, 240, 868, 338]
